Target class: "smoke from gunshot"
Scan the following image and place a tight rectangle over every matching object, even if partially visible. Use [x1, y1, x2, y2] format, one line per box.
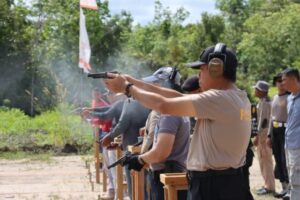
[51, 59, 98, 107]
[50, 52, 156, 109]
[103, 52, 155, 79]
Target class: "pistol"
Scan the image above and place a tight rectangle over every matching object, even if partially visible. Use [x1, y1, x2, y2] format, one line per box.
[70, 107, 84, 114]
[87, 71, 118, 79]
[107, 152, 132, 169]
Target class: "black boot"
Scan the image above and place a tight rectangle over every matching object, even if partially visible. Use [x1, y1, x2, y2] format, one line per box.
[273, 182, 289, 198]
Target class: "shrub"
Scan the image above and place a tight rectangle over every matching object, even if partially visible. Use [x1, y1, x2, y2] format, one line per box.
[0, 106, 93, 153]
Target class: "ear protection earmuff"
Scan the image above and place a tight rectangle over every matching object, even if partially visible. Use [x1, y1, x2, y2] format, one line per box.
[169, 67, 178, 81]
[208, 43, 226, 78]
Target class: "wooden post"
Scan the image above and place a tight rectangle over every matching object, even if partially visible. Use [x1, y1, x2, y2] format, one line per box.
[94, 126, 100, 184]
[102, 154, 107, 192]
[128, 145, 144, 200]
[160, 173, 188, 200]
[114, 137, 124, 200]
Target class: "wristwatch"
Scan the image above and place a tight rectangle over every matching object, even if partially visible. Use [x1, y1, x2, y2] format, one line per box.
[138, 156, 146, 165]
[125, 83, 134, 97]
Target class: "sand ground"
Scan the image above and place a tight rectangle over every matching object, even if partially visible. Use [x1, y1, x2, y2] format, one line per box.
[0, 154, 281, 200]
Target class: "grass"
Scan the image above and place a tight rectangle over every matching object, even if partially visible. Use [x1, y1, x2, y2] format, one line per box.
[0, 105, 94, 153]
[0, 151, 54, 161]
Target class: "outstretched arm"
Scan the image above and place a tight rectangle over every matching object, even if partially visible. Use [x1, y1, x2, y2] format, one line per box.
[105, 74, 197, 117]
[93, 106, 110, 113]
[106, 100, 130, 139]
[92, 101, 123, 120]
[125, 75, 183, 98]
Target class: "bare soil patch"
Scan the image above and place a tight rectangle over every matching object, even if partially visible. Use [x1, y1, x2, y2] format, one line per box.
[0, 156, 100, 200]
[0, 153, 280, 200]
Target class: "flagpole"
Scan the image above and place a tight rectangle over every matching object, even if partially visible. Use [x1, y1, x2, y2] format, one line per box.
[79, 1, 101, 184]
[80, 68, 84, 107]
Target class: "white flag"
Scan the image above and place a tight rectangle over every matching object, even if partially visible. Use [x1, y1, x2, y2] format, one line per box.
[79, 8, 91, 73]
[80, 0, 98, 10]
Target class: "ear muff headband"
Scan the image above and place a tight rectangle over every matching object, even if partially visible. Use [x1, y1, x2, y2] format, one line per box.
[169, 67, 177, 81]
[208, 43, 226, 78]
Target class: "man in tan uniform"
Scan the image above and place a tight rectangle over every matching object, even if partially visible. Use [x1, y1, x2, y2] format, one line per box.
[104, 43, 251, 200]
[253, 80, 275, 195]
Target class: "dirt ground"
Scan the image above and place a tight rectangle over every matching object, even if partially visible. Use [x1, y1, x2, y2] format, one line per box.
[0, 154, 280, 200]
[0, 156, 101, 200]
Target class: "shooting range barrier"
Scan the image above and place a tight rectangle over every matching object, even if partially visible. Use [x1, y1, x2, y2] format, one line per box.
[160, 173, 188, 200]
[127, 144, 189, 200]
[99, 137, 188, 200]
[99, 137, 126, 200]
[128, 145, 144, 200]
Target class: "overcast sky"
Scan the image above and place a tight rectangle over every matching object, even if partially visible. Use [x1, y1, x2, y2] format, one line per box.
[107, 0, 218, 25]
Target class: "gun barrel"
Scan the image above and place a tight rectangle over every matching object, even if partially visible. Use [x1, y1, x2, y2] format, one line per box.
[107, 161, 120, 169]
[107, 152, 131, 169]
[87, 72, 109, 79]
[87, 71, 118, 79]
[70, 107, 83, 114]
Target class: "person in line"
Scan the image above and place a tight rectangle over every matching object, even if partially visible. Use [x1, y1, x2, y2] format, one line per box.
[266, 73, 289, 198]
[139, 67, 198, 200]
[253, 80, 275, 195]
[181, 75, 202, 94]
[104, 43, 251, 200]
[90, 88, 112, 144]
[82, 94, 125, 200]
[139, 108, 160, 200]
[90, 88, 115, 198]
[281, 68, 300, 200]
[101, 97, 150, 200]
[138, 66, 190, 200]
[181, 75, 202, 134]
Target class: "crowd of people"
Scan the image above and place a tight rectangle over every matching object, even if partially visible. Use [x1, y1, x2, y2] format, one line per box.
[80, 43, 300, 200]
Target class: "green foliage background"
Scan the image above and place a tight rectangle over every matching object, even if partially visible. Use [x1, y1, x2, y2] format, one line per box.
[1, 0, 300, 114]
[0, 106, 93, 152]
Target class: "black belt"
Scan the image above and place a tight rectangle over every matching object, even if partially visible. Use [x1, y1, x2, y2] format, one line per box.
[187, 167, 242, 178]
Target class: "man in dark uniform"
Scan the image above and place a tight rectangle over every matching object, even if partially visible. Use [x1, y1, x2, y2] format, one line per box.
[266, 73, 289, 198]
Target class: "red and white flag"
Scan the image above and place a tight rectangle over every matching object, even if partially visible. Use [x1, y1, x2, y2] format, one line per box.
[79, 8, 91, 73]
[80, 0, 98, 10]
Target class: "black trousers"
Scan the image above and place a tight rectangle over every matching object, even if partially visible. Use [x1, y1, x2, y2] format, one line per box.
[271, 126, 289, 183]
[242, 147, 254, 200]
[187, 168, 246, 200]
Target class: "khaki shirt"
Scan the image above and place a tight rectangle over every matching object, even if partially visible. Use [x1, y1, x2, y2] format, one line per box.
[141, 110, 160, 154]
[270, 94, 288, 122]
[257, 97, 271, 135]
[187, 87, 251, 171]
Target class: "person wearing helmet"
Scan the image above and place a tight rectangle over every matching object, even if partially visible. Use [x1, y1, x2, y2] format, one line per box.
[137, 66, 190, 200]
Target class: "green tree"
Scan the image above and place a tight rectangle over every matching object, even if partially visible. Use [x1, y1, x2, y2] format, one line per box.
[216, 0, 254, 48]
[0, 0, 133, 114]
[124, 0, 227, 78]
[238, 4, 300, 81]
[0, 0, 42, 115]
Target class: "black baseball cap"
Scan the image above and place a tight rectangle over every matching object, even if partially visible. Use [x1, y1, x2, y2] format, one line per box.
[273, 73, 282, 86]
[186, 45, 238, 70]
[181, 75, 200, 92]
